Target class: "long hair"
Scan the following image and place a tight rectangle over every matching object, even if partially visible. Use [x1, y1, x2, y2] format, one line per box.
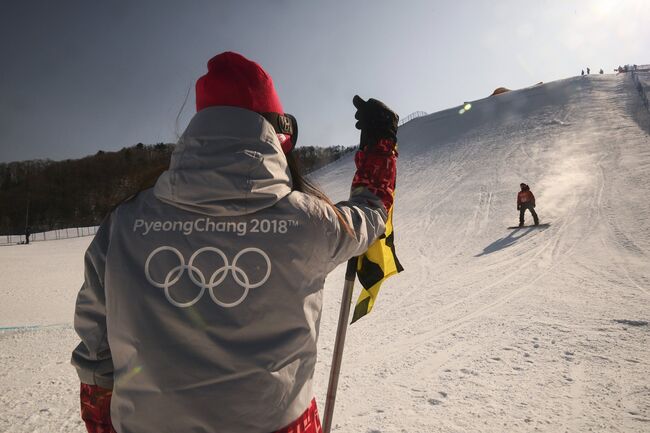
[286, 153, 355, 238]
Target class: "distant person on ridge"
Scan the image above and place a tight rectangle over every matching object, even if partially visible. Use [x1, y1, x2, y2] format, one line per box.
[24, 226, 31, 245]
[587, 67, 590, 74]
[599, 68, 604, 74]
[517, 183, 539, 227]
[581, 69, 585, 76]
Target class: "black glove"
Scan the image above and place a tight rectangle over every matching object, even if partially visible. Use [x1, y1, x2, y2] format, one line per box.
[517, 205, 521, 210]
[353, 95, 399, 149]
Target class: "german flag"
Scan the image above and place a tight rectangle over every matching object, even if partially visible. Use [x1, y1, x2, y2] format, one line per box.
[351, 201, 403, 323]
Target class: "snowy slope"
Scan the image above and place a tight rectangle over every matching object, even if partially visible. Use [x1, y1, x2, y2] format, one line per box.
[1, 72, 650, 433]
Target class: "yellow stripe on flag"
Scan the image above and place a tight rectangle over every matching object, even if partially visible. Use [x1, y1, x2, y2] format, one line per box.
[351, 201, 403, 323]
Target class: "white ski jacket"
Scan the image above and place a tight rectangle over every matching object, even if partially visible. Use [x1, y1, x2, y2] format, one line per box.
[71, 106, 388, 433]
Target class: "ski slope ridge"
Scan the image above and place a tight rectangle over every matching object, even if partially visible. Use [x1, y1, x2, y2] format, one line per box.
[1, 73, 649, 432]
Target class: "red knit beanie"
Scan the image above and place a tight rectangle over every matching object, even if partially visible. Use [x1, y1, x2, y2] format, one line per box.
[195, 51, 284, 114]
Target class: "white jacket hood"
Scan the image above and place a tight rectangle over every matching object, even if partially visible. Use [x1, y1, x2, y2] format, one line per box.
[154, 106, 292, 216]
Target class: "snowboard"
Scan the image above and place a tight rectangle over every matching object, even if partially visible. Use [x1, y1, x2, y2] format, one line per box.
[507, 223, 550, 229]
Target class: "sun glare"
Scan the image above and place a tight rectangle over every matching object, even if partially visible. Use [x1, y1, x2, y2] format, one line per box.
[592, 0, 616, 18]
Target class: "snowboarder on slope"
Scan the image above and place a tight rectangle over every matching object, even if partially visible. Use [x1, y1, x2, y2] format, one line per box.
[517, 183, 539, 227]
[70, 51, 399, 433]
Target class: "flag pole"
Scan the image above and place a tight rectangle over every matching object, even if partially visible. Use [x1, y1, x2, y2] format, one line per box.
[323, 258, 357, 433]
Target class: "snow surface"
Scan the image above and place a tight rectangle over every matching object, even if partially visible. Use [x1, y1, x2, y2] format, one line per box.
[1, 72, 650, 432]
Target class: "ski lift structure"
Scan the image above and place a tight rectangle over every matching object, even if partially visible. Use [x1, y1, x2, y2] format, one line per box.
[398, 111, 427, 127]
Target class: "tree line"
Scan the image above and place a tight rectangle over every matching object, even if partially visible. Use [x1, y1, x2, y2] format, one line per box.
[0, 143, 355, 235]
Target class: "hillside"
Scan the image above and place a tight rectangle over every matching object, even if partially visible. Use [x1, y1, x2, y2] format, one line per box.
[1, 71, 649, 432]
[312, 72, 650, 432]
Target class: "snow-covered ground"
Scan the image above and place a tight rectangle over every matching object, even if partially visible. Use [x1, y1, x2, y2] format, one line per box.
[1, 72, 649, 432]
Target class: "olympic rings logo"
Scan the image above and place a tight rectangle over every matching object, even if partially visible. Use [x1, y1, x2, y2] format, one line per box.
[144, 246, 271, 308]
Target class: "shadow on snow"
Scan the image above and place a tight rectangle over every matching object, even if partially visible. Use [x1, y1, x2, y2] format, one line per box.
[475, 227, 537, 257]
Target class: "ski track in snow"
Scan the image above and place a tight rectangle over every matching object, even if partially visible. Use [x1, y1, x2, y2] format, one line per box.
[1, 74, 650, 433]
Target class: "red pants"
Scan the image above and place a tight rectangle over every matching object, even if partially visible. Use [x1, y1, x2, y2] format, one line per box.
[272, 398, 323, 433]
[81, 383, 322, 433]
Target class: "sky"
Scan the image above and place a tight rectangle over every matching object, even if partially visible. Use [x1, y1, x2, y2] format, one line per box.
[0, 0, 648, 163]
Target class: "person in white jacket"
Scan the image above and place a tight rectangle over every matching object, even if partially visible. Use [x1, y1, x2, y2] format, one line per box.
[71, 51, 399, 433]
